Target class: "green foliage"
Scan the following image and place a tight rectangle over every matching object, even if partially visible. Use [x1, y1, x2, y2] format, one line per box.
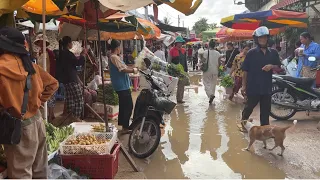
[218, 65, 225, 77]
[167, 64, 186, 78]
[208, 23, 218, 30]
[45, 121, 74, 154]
[97, 84, 119, 106]
[167, 64, 190, 85]
[152, 63, 161, 72]
[220, 75, 234, 88]
[192, 18, 210, 35]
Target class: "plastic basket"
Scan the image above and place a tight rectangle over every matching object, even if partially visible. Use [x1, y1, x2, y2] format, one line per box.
[60, 132, 117, 155]
[61, 143, 120, 179]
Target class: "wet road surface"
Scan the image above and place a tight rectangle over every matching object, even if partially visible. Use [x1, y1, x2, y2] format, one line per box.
[123, 73, 320, 179]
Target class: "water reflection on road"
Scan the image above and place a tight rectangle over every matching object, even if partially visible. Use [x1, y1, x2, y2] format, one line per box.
[141, 73, 287, 179]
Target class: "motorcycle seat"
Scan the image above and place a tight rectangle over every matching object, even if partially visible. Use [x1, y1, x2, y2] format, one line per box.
[278, 75, 315, 86]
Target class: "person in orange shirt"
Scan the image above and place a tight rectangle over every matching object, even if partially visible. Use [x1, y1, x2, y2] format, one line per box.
[0, 27, 58, 178]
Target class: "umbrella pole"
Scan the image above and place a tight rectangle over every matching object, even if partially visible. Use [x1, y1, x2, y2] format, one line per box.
[42, 0, 48, 121]
[94, 0, 108, 128]
[82, 27, 88, 119]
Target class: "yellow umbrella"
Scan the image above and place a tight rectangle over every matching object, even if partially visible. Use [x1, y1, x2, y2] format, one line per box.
[22, 0, 65, 14]
[162, 0, 202, 16]
[0, 0, 29, 16]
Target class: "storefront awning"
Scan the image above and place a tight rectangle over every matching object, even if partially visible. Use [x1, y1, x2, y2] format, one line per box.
[270, 0, 301, 10]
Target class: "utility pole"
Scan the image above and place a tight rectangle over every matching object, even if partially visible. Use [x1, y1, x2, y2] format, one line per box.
[178, 15, 180, 27]
[183, 21, 184, 27]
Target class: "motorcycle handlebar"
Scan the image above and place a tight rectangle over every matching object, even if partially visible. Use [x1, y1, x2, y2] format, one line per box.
[311, 65, 320, 71]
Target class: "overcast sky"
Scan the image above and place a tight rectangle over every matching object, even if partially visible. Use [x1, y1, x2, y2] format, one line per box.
[137, 0, 247, 29]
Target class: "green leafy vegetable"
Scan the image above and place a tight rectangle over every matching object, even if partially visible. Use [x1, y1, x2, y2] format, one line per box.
[97, 84, 119, 105]
[220, 75, 234, 88]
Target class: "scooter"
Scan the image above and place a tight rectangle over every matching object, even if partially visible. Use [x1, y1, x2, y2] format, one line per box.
[272, 56, 298, 91]
[270, 57, 320, 120]
[128, 69, 176, 159]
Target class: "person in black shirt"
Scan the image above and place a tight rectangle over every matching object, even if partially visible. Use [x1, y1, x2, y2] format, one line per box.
[59, 36, 85, 120]
[225, 42, 240, 74]
[241, 26, 282, 128]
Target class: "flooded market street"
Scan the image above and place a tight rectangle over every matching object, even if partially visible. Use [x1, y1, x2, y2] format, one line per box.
[121, 73, 320, 179]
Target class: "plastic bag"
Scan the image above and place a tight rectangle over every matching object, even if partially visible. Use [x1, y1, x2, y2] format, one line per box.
[48, 163, 87, 179]
[135, 47, 168, 71]
[87, 75, 102, 90]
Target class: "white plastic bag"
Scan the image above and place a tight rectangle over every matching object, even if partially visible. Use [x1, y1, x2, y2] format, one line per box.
[135, 47, 168, 71]
[48, 163, 86, 179]
[87, 75, 102, 90]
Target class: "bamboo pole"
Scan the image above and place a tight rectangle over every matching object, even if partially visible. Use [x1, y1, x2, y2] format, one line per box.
[94, 0, 108, 128]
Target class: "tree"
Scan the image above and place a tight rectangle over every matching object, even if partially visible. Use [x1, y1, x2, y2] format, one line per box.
[192, 18, 209, 35]
[208, 23, 218, 30]
[163, 17, 172, 25]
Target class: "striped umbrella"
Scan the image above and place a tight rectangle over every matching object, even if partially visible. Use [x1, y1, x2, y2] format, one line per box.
[221, 9, 308, 30]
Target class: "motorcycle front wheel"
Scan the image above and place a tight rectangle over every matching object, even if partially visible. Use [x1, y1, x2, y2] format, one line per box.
[270, 89, 297, 120]
[128, 119, 161, 159]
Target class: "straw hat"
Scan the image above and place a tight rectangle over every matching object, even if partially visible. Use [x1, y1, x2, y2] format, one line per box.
[34, 34, 50, 47]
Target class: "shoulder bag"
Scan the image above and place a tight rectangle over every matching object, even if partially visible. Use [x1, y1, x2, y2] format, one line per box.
[200, 49, 210, 72]
[0, 74, 31, 144]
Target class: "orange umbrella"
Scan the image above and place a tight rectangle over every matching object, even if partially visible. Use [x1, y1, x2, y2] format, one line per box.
[22, 0, 67, 14]
[98, 18, 161, 40]
[226, 28, 283, 37]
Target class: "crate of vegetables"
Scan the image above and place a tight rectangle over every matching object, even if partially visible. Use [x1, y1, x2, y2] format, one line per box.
[60, 132, 117, 155]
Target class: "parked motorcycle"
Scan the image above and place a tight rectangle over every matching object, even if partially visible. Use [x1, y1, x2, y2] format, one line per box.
[128, 68, 176, 159]
[270, 57, 320, 120]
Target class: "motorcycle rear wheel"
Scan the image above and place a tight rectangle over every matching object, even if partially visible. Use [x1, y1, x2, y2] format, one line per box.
[128, 119, 161, 159]
[270, 89, 297, 120]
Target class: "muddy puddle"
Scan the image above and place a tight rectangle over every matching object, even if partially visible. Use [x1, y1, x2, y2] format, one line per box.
[137, 74, 286, 179]
[118, 73, 320, 179]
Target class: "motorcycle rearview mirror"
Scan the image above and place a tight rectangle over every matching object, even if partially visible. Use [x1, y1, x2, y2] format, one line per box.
[308, 56, 316, 62]
[143, 58, 152, 69]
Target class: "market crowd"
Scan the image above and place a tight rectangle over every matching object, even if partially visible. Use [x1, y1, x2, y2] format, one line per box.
[166, 26, 320, 130]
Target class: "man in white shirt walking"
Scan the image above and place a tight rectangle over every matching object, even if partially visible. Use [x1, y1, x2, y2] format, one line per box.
[154, 45, 166, 62]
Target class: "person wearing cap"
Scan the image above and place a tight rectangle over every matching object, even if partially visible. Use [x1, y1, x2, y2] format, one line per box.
[0, 26, 58, 178]
[241, 26, 281, 128]
[168, 36, 188, 103]
[34, 33, 57, 122]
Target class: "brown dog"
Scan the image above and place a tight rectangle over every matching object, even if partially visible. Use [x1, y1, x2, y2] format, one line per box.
[243, 119, 297, 156]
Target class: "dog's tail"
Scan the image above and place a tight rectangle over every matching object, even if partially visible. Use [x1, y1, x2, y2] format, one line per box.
[282, 120, 298, 131]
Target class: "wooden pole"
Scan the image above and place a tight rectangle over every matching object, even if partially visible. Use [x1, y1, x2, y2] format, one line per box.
[94, 0, 108, 128]
[42, 0, 48, 121]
